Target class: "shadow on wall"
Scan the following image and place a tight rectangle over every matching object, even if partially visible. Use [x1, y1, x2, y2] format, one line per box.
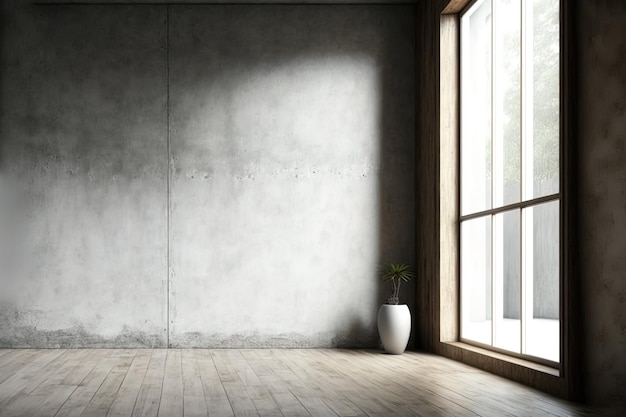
[0, 3, 170, 348]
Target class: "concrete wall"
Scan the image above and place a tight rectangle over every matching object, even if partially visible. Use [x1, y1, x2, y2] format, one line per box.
[0, 3, 416, 348]
[577, 0, 626, 407]
[167, 5, 415, 348]
[0, 4, 169, 348]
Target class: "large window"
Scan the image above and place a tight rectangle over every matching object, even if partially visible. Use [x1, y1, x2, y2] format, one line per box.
[460, 0, 560, 364]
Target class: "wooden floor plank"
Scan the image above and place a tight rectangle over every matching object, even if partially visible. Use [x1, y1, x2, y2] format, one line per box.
[298, 397, 340, 417]
[182, 350, 208, 417]
[81, 351, 134, 417]
[0, 349, 67, 407]
[0, 393, 48, 417]
[272, 391, 312, 417]
[0, 349, 605, 417]
[53, 350, 119, 417]
[157, 349, 183, 417]
[197, 352, 235, 417]
[0, 350, 34, 375]
[3, 350, 94, 417]
[25, 350, 91, 397]
[28, 385, 77, 417]
[245, 384, 284, 417]
[222, 381, 259, 417]
[60, 350, 106, 387]
[0, 350, 39, 378]
[131, 349, 166, 417]
[107, 350, 152, 417]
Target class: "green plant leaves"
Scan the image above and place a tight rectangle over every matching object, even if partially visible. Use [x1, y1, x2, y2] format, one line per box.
[381, 263, 415, 283]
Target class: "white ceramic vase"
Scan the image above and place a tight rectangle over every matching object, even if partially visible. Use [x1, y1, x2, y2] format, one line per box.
[377, 304, 411, 354]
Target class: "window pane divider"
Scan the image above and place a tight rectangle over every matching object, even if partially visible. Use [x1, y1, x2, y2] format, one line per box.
[490, 0, 496, 350]
[520, 0, 528, 359]
[459, 193, 559, 222]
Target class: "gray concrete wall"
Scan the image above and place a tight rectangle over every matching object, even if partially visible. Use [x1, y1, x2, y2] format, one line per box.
[0, 4, 169, 348]
[577, 0, 626, 407]
[0, 3, 416, 348]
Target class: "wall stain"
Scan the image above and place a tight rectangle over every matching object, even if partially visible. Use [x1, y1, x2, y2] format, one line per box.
[0, 324, 165, 349]
[168, 330, 380, 349]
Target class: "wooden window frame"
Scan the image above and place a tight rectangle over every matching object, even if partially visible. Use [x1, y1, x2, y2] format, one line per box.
[433, 0, 580, 400]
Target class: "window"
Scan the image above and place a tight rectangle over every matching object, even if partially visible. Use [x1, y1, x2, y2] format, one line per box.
[459, 0, 560, 364]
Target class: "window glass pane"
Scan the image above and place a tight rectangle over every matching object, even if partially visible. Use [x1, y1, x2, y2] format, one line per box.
[461, 0, 492, 215]
[523, 200, 559, 362]
[494, 209, 520, 353]
[461, 216, 492, 346]
[525, 0, 559, 199]
[493, 0, 521, 207]
[460, 0, 560, 364]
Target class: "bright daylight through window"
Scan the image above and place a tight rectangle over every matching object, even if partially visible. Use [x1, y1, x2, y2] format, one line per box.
[460, 0, 560, 363]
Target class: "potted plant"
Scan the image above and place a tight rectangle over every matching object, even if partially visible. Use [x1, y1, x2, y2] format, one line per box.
[377, 263, 415, 354]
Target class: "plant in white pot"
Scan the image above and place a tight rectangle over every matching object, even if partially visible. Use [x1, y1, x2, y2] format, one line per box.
[377, 263, 415, 354]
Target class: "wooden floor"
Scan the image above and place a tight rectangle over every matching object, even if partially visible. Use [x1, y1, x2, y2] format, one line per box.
[0, 349, 602, 417]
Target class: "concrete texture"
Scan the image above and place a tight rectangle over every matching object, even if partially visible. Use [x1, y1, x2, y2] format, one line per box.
[577, 0, 626, 407]
[0, 4, 169, 347]
[0, 3, 415, 348]
[168, 5, 416, 348]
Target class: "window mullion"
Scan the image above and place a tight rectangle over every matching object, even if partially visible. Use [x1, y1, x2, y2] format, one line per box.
[520, 0, 528, 356]
[459, 193, 559, 221]
[490, 0, 497, 349]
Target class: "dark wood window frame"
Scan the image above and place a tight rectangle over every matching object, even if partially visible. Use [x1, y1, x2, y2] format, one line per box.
[433, 0, 580, 401]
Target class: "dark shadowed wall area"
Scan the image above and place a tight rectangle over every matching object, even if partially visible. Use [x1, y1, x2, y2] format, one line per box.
[577, 0, 626, 408]
[0, 3, 416, 348]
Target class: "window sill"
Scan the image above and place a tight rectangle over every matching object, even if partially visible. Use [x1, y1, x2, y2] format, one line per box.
[441, 341, 560, 377]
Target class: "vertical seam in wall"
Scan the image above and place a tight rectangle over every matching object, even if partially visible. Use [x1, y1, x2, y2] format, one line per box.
[166, 4, 171, 349]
